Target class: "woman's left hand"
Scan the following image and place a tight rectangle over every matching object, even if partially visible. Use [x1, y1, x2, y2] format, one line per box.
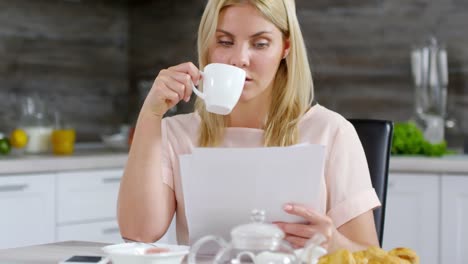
[274, 203, 336, 250]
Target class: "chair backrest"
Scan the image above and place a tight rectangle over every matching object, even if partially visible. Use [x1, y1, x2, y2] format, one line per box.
[348, 119, 393, 246]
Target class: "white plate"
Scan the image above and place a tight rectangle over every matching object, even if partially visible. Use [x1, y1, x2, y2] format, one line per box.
[102, 243, 189, 264]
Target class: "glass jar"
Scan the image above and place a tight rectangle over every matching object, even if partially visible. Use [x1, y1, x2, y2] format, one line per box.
[51, 111, 76, 155]
[18, 95, 53, 154]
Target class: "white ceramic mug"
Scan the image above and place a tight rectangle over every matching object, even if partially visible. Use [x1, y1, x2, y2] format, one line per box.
[192, 63, 246, 115]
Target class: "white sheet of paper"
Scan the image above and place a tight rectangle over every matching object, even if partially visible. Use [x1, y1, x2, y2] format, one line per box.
[179, 144, 325, 243]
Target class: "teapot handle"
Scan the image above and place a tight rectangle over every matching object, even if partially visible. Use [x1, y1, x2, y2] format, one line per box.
[188, 235, 228, 264]
[298, 233, 327, 264]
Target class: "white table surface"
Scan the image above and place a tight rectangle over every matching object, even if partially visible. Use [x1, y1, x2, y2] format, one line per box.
[0, 241, 110, 264]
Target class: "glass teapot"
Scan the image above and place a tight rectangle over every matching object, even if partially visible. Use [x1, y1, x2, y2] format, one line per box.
[188, 210, 327, 264]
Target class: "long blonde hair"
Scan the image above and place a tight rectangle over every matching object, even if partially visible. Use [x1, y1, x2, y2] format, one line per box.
[196, 0, 313, 147]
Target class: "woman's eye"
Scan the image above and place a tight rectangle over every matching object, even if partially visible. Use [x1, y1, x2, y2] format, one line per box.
[218, 40, 233, 47]
[254, 42, 269, 49]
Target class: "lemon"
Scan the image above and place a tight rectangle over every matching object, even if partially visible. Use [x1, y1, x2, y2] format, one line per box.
[10, 129, 28, 148]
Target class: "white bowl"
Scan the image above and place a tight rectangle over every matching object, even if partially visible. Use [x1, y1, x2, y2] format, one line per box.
[102, 243, 189, 264]
[101, 133, 128, 150]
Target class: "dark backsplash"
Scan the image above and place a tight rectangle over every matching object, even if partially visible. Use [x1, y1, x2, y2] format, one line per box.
[0, 0, 467, 142]
[0, 0, 129, 141]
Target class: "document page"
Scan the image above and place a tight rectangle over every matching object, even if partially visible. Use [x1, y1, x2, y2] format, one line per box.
[179, 144, 325, 242]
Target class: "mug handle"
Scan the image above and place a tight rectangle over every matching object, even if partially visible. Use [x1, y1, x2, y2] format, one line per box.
[191, 72, 206, 100]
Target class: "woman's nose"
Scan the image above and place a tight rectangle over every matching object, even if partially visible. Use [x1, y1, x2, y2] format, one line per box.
[229, 44, 250, 68]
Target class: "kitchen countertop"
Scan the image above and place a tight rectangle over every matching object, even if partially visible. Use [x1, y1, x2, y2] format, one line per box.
[1, 143, 468, 175]
[0, 143, 128, 175]
[389, 155, 468, 174]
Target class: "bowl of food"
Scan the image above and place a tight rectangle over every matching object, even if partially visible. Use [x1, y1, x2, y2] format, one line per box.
[102, 243, 189, 264]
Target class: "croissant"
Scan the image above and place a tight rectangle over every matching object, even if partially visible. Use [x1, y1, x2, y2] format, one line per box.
[388, 247, 419, 264]
[318, 249, 356, 264]
[318, 246, 419, 264]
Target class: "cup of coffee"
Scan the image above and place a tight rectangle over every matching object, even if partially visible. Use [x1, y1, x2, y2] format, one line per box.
[192, 63, 246, 115]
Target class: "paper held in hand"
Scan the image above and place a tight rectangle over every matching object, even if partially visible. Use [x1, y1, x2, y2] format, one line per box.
[179, 144, 326, 243]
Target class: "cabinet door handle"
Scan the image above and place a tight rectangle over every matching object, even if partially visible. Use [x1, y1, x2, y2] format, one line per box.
[0, 184, 28, 192]
[102, 177, 121, 184]
[102, 227, 120, 235]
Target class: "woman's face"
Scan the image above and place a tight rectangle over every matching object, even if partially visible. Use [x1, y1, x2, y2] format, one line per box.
[208, 3, 289, 103]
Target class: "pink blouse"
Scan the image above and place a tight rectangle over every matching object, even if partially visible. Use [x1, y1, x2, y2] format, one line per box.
[161, 104, 380, 244]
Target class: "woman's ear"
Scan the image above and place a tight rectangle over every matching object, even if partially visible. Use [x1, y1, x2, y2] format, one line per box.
[283, 39, 291, 59]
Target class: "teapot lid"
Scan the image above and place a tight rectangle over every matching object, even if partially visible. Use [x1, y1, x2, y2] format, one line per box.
[231, 209, 285, 250]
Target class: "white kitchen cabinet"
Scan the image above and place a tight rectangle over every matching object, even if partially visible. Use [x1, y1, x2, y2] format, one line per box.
[0, 174, 55, 249]
[383, 173, 439, 264]
[56, 169, 123, 224]
[56, 168, 177, 244]
[441, 175, 468, 264]
[56, 169, 123, 243]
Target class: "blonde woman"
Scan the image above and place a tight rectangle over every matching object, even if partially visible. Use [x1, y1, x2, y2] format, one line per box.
[118, 0, 380, 252]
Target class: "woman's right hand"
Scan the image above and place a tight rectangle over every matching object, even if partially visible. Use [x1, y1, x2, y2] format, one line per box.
[142, 62, 202, 117]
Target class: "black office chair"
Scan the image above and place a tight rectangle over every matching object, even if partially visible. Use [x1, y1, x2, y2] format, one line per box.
[348, 119, 393, 246]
